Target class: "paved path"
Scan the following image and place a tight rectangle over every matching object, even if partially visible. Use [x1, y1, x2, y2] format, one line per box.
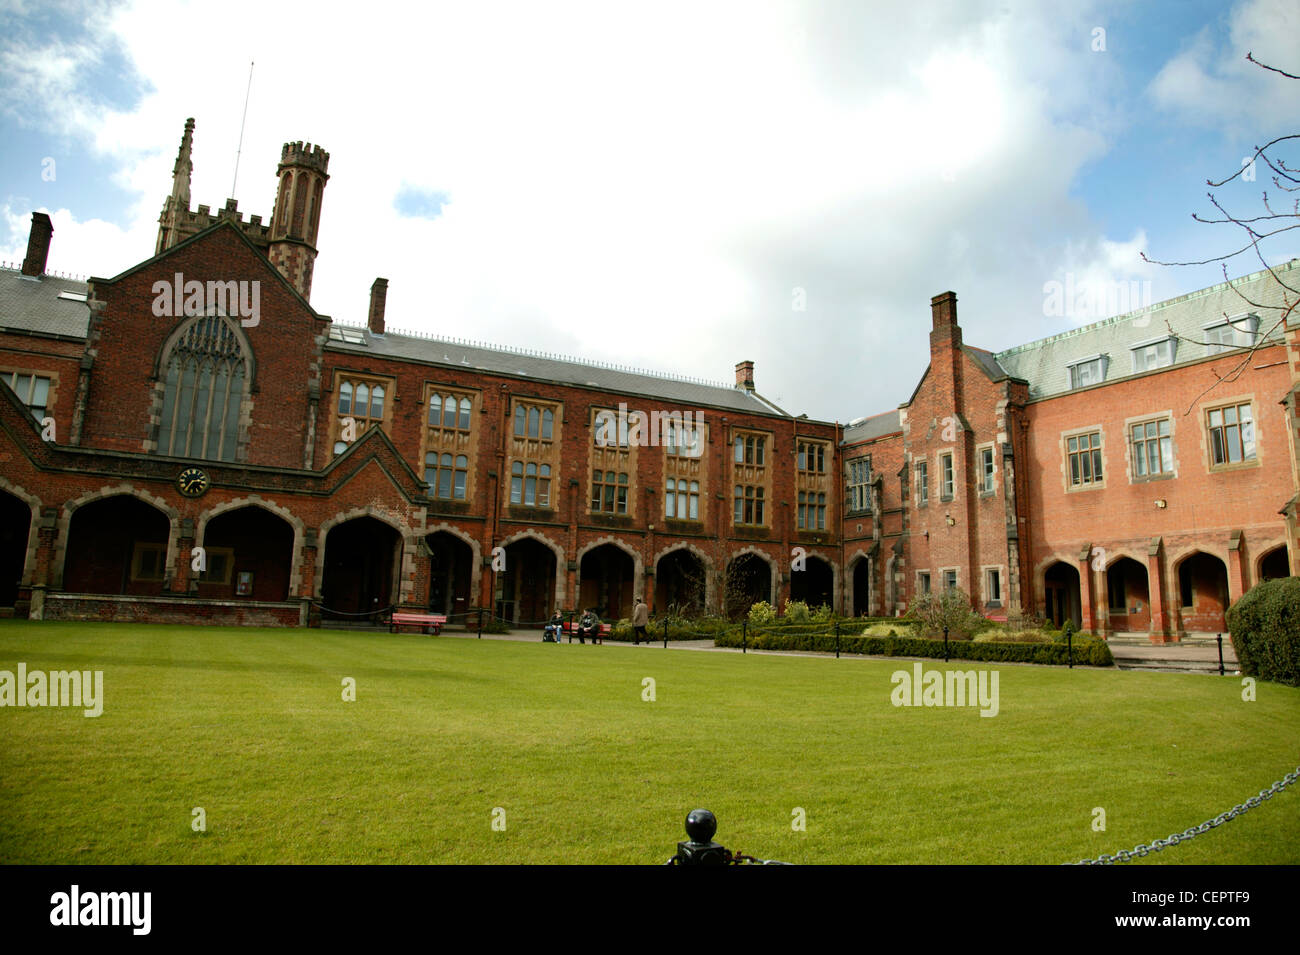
[330, 623, 1243, 673]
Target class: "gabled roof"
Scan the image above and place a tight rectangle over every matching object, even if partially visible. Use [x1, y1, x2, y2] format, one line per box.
[89, 218, 328, 324]
[326, 325, 805, 419]
[0, 268, 90, 339]
[994, 258, 1299, 400]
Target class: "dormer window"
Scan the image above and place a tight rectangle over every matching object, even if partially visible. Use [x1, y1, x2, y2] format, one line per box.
[1131, 337, 1175, 373]
[1204, 314, 1259, 355]
[1067, 355, 1107, 390]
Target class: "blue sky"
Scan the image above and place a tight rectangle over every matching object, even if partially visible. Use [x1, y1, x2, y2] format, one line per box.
[1, 0, 1296, 422]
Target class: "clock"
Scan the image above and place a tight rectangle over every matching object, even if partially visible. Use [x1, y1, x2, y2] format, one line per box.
[177, 467, 210, 498]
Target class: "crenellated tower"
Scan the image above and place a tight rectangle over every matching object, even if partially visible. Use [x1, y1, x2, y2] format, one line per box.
[267, 141, 330, 300]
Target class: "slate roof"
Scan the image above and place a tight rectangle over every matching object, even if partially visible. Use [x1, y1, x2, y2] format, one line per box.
[993, 259, 1299, 400]
[0, 268, 90, 339]
[842, 409, 901, 444]
[326, 325, 799, 418]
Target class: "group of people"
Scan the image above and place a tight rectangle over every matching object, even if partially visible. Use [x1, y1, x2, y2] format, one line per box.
[541, 597, 651, 644]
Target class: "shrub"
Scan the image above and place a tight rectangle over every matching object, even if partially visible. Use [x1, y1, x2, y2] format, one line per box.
[712, 628, 1114, 666]
[783, 599, 811, 623]
[748, 601, 777, 627]
[1226, 577, 1300, 686]
[909, 588, 987, 640]
[811, 603, 835, 624]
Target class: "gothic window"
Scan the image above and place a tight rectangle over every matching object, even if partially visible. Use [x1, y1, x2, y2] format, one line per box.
[156, 315, 248, 462]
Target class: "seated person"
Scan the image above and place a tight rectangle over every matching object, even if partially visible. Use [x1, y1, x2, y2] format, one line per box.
[576, 609, 600, 644]
[543, 611, 564, 643]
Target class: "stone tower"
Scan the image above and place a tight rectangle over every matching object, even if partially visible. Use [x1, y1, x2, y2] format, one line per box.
[267, 141, 330, 300]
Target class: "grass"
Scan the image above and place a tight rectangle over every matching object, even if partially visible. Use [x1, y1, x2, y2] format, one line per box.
[0, 619, 1296, 864]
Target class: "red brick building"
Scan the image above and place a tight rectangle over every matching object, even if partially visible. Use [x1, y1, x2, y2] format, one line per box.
[1, 120, 1295, 640]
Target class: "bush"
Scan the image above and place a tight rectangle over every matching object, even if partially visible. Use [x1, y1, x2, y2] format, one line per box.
[713, 627, 1114, 666]
[1227, 577, 1300, 686]
[783, 599, 811, 623]
[748, 601, 777, 627]
[909, 588, 987, 640]
[811, 603, 835, 624]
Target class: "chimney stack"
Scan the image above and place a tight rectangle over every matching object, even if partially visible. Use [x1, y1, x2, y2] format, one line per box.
[929, 290, 961, 350]
[735, 360, 755, 391]
[21, 212, 53, 277]
[368, 278, 388, 335]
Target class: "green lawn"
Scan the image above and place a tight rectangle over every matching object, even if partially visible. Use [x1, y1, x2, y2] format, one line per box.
[0, 620, 1296, 864]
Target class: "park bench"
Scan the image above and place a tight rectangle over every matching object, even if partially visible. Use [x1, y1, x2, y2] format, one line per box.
[390, 612, 447, 635]
[562, 621, 612, 643]
[561, 621, 611, 641]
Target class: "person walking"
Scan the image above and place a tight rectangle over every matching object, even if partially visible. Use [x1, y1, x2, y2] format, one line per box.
[632, 597, 649, 645]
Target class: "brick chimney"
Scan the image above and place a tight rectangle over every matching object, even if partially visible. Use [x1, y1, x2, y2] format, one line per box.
[735, 360, 755, 390]
[21, 212, 53, 277]
[368, 278, 388, 335]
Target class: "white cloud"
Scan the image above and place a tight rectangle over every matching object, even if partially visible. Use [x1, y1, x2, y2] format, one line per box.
[1148, 0, 1300, 133]
[4, 0, 1200, 419]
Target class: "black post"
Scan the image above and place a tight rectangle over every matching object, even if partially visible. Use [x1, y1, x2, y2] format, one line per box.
[742, 619, 747, 654]
[663, 617, 669, 648]
[567, 610, 574, 643]
[943, 626, 949, 663]
[477, 608, 483, 639]
[1217, 633, 1224, 676]
[1067, 630, 1073, 669]
[835, 620, 840, 659]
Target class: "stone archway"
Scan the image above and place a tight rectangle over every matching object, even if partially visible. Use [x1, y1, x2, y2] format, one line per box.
[197, 495, 305, 597]
[725, 549, 775, 619]
[1042, 559, 1082, 629]
[54, 484, 180, 591]
[497, 528, 566, 615]
[847, 551, 872, 617]
[1104, 554, 1150, 634]
[1173, 551, 1230, 633]
[790, 553, 834, 611]
[62, 494, 173, 595]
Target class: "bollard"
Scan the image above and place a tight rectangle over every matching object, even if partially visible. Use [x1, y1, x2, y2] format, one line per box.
[1217, 633, 1224, 676]
[664, 617, 669, 648]
[943, 626, 949, 663]
[477, 608, 483, 639]
[1067, 630, 1073, 668]
[835, 620, 840, 658]
[742, 619, 747, 654]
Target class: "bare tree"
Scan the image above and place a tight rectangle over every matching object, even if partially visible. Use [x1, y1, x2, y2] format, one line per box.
[1141, 53, 1299, 415]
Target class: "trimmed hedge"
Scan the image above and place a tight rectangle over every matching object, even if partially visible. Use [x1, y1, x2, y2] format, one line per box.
[1227, 576, 1300, 687]
[713, 628, 1114, 667]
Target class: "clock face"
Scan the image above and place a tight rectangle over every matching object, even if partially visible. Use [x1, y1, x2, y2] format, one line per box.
[177, 467, 210, 498]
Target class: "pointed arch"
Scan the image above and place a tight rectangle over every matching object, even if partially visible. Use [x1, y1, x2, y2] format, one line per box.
[151, 312, 253, 461]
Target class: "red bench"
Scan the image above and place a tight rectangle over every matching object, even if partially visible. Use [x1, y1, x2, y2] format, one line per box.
[562, 621, 612, 643]
[390, 612, 447, 635]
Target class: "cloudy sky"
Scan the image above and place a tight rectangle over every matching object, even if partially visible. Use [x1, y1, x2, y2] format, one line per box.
[2, 0, 1297, 423]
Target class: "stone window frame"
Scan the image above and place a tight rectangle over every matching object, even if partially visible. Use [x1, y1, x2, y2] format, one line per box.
[1061, 424, 1106, 493]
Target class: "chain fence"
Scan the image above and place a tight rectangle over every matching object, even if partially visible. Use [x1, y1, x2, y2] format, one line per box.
[1067, 765, 1300, 864]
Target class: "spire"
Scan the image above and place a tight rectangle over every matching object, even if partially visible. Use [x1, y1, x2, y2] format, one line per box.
[171, 118, 194, 205]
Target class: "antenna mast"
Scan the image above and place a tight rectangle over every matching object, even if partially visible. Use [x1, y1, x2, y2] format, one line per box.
[230, 60, 254, 198]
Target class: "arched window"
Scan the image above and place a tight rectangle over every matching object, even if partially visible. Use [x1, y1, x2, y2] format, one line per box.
[157, 315, 249, 461]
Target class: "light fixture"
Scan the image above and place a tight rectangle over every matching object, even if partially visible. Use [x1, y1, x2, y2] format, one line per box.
[1156, 499, 1167, 509]
[945, 515, 956, 526]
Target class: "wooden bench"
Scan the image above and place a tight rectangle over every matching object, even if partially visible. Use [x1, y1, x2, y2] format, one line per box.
[390, 612, 447, 635]
[562, 621, 612, 643]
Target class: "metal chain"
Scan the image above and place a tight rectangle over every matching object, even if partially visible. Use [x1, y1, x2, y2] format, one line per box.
[1068, 765, 1300, 865]
[663, 850, 794, 865]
